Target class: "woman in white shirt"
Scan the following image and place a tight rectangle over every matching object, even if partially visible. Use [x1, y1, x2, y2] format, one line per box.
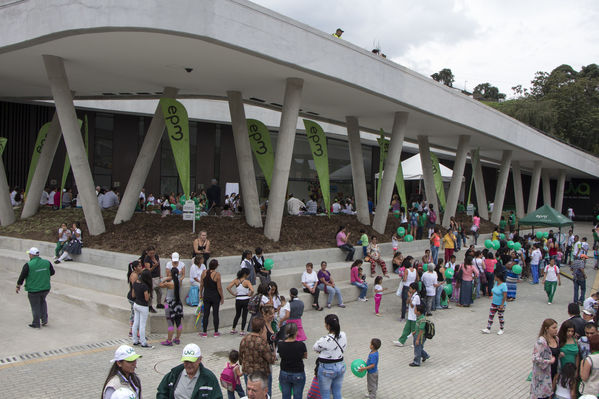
[55, 222, 82, 263]
[313, 314, 347, 399]
[55, 222, 69, 259]
[301, 262, 323, 311]
[189, 256, 206, 287]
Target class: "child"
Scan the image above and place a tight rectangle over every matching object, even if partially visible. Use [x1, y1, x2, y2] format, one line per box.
[359, 229, 369, 258]
[409, 304, 430, 367]
[358, 338, 381, 399]
[374, 276, 387, 316]
[391, 233, 400, 253]
[594, 243, 599, 270]
[552, 362, 576, 399]
[541, 258, 561, 305]
[221, 350, 245, 399]
[394, 282, 420, 346]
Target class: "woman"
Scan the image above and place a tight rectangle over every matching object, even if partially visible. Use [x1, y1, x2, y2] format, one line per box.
[458, 256, 479, 307]
[132, 269, 153, 348]
[505, 251, 520, 302]
[481, 271, 507, 334]
[483, 253, 497, 297]
[580, 334, 599, 396]
[557, 320, 579, 369]
[392, 251, 404, 275]
[317, 261, 345, 309]
[189, 255, 206, 288]
[313, 314, 347, 399]
[336, 225, 355, 262]
[286, 288, 307, 342]
[54, 222, 69, 259]
[239, 317, 275, 396]
[192, 231, 211, 264]
[473, 251, 486, 299]
[434, 259, 446, 310]
[159, 267, 184, 346]
[127, 260, 143, 337]
[301, 263, 322, 311]
[227, 268, 254, 335]
[401, 257, 418, 321]
[55, 221, 82, 263]
[241, 249, 256, 285]
[409, 208, 418, 238]
[278, 322, 307, 399]
[350, 260, 368, 301]
[471, 213, 481, 245]
[367, 236, 389, 277]
[531, 319, 558, 399]
[264, 281, 282, 312]
[142, 246, 161, 313]
[262, 305, 278, 353]
[102, 345, 142, 399]
[199, 259, 224, 337]
[548, 240, 559, 266]
[429, 228, 441, 264]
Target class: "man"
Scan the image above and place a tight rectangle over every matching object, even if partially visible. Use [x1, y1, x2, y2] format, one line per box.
[16, 247, 55, 328]
[206, 179, 221, 209]
[566, 230, 575, 264]
[100, 187, 120, 209]
[286, 194, 305, 216]
[567, 302, 586, 338]
[39, 186, 50, 206]
[508, 211, 516, 232]
[582, 308, 595, 322]
[305, 195, 318, 215]
[157, 343, 222, 399]
[332, 28, 343, 38]
[139, 188, 146, 211]
[242, 372, 270, 399]
[48, 186, 56, 208]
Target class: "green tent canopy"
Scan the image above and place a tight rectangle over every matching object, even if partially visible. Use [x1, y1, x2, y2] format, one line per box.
[518, 204, 574, 228]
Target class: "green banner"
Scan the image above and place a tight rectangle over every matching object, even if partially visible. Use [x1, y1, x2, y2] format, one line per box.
[303, 120, 330, 216]
[467, 148, 479, 205]
[60, 119, 84, 207]
[160, 98, 190, 198]
[0, 137, 6, 157]
[246, 119, 275, 188]
[376, 134, 406, 208]
[376, 130, 389, 203]
[25, 122, 51, 197]
[395, 160, 407, 209]
[430, 152, 446, 210]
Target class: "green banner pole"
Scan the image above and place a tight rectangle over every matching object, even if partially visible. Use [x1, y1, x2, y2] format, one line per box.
[467, 148, 479, 205]
[246, 119, 275, 188]
[160, 98, 190, 199]
[430, 152, 446, 210]
[303, 120, 330, 216]
[396, 159, 407, 209]
[25, 122, 51, 197]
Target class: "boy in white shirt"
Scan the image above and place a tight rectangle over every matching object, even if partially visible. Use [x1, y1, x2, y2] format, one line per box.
[421, 264, 440, 315]
[530, 244, 543, 284]
[394, 282, 420, 346]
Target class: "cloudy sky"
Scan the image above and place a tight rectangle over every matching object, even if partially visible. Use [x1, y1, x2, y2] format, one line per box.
[251, 0, 599, 98]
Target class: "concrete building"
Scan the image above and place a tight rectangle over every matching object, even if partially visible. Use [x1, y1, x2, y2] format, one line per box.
[0, 0, 598, 236]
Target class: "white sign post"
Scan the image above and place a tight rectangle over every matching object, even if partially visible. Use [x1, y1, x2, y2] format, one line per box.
[466, 204, 474, 216]
[183, 200, 196, 233]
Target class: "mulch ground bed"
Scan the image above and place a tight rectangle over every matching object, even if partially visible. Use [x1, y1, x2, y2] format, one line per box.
[0, 207, 496, 259]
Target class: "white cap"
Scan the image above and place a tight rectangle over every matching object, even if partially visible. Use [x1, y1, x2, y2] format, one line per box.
[181, 343, 201, 362]
[171, 252, 180, 262]
[111, 388, 136, 399]
[110, 345, 142, 363]
[27, 247, 40, 256]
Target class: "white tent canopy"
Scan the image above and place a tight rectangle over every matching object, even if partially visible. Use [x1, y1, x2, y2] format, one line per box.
[374, 153, 459, 182]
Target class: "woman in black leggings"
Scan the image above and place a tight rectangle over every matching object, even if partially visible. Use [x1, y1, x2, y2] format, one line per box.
[199, 259, 224, 337]
[227, 268, 254, 335]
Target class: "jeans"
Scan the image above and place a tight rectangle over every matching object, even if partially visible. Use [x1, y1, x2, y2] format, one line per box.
[435, 285, 443, 309]
[132, 303, 149, 345]
[338, 244, 355, 261]
[413, 335, 429, 365]
[317, 284, 344, 306]
[424, 295, 434, 314]
[473, 230, 479, 245]
[431, 246, 439, 265]
[279, 370, 305, 399]
[531, 263, 539, 284]
[318, 361, 345, 399]
[574, 279, 586, 303]
[454, 232, 460, 250]
[475, 278, 481, 298]
[401, 285, 410, 319]
[484, 272, 495, 296]
[351, 281, 368, 299]
[226, 383, 245, 399]
[27, 290, 49, 327]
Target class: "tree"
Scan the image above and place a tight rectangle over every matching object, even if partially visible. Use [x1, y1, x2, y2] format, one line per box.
[472, 83, 506, 101]
[431, 68, 455, 87]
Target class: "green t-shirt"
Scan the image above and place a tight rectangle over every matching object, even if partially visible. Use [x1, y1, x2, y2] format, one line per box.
[499, 220, 507, 230]
[415, 314, 426, 334]
[418, 213, 428, 227]
[560, 342, 579, 367]
[360, 234, 369, 246]
[457, 203, 465, 212]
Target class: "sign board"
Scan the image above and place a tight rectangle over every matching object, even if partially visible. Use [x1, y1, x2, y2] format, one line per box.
[183, 213, 194, 221]
[182, 200, 196, 232]
[183, 200, 195, 212]
[466, 204, 474, 216]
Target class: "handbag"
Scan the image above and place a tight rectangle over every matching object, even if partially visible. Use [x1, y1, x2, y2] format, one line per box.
[396, 280, 404, 296]
[67, 240, 82, 255]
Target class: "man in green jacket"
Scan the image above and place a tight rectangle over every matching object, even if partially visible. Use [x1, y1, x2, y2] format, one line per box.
[16, 247, 55, 328]
[157, 343, 222, 399]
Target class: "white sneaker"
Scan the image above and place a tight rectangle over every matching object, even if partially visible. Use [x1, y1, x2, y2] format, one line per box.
[548, 302, 551, 305]
[481, 328, 491, 334]
[393, 341, 404, 347]
[358, 297, 367, 302]
[497, 329, 504, 335]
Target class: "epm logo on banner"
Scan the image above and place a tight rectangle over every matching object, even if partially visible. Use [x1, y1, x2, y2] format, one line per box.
[564, 181, 590, 199]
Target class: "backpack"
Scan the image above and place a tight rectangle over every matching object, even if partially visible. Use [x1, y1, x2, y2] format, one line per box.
[219, 363, 237, 391]
[247, 294, 262, 315]
[424, 319, 435, 339]
[429, 210, 436, 223]
[186, 285, 199, 306]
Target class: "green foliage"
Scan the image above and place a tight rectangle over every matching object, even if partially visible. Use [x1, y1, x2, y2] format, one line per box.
[473, 83, 506, 101]
[431, 68, 455, 87]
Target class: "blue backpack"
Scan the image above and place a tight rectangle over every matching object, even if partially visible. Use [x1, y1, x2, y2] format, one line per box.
[186, 285, 199, 306]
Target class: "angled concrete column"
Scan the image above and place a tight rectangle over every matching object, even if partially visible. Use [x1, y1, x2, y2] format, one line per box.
[472, 150, 489, 220]
[491, 150, 513, 225]
[442, 135, 470, 227]
[511, 161, 525, 218]
[43, 55, 105, 235]
[346, 116, 369, 225]
[21, 113, 61, 219]
[528, 161, 542, 214]
[417, 135, 439, 216]
[264, 78, 303, 241]
[555, 170, 566, 213]
[114, 87, 178, 224]
[373, 112, 408, 234]
[227, 91, 262, 227]
[0, 160, 15, 226]
[542, 171, 552, 207]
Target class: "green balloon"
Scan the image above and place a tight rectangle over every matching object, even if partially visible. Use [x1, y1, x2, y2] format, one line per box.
[536, 231, 543, 239]
[492, 240, 500, 250]
[393, 210, 400, 218]
[507, 240, 514, 249]
[484, 239, 493, 249]
[264, 258, 274, 270]
[351, 359, 367, 378]
[543, 232, 549, 239]
[444, 268, 454, 279]
[397, 227, 406, 236]
[404, 234, 414, 242]
[499, 233, 506, 240]
[514, 242, 522, 251]
[512, 264, 522, 274]
[443, 283, 453, 296]
[596, 214, 599, 221]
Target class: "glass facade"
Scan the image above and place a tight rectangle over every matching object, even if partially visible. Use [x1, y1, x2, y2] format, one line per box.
[94, 113, 113, 189]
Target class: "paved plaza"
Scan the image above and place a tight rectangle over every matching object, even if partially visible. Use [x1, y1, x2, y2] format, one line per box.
[2, 252, 598, 399]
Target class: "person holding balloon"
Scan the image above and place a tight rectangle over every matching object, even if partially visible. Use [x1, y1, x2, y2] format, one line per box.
[356, 338, 381, 399]
[481, 271, 507, 335]
[541, 258, 561, 305]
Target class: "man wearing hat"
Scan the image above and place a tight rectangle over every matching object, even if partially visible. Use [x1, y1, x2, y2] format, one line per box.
[332, 28, 344, 38]
[16, 247, 55, 328]
[157, 343, 222, 399]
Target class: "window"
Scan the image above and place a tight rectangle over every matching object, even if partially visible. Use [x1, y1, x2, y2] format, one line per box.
[94, 114, 113, 188]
